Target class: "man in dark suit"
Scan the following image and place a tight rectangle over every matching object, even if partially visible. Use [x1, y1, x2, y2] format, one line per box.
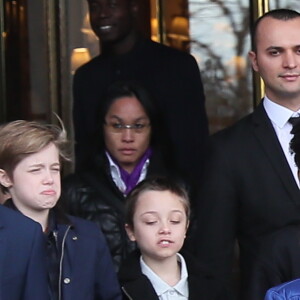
[72, 0, 208, 192]
[197, 8, 300, 299]
[0, 204, 49, 299]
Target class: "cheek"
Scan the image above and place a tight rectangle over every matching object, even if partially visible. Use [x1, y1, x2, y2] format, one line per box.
[138, 133, 151, 149]
[104, 131, 118, 151]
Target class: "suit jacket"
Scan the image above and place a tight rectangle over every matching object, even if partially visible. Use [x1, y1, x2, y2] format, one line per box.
[196, 100, 300, 298]
[247, 225, 300, 300]
[73, 35, 208, 186]
[0, 204, 49, 300]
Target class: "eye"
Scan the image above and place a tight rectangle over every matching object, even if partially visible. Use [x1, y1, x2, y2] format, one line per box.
[170, 220, 181, 224]
[29, 168, 41, 173]
[134, 123, 145, 129]
[89, 2, 99, 11]
[51, 167, 60, 173]
[145, 220, 157, 225]
[112, 123, 123, 129]
[108, 0, 118, 8]
[268, 49, 280, 56]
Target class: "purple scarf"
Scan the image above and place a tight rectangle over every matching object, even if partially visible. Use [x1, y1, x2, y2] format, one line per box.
[114, 148, 152, 195]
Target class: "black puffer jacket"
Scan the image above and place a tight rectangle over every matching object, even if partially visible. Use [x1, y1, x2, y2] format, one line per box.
[61, 151, 171, 271]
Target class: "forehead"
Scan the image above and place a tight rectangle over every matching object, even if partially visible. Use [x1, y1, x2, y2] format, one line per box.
[106, 96, 147, 116]
[17, 144, 59, 167]
[135, 190, 186, 213]
[256, 17, 300, 47]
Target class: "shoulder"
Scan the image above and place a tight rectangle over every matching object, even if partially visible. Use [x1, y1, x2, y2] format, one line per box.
[140, 38, 198, 64]
[0, 205, 40, 233]
[73, 55, 103, 81]
[210, 104, 268, 147]
[259, 225, 300, 255]
[265, 278, 300, 299]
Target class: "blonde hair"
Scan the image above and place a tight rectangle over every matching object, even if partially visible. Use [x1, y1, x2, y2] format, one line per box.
[0, 120, 69, 192]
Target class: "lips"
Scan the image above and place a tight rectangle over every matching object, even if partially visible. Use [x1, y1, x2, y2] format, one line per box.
[41, 190, 56, 196]
[158, 239, 173, 247]
[119, 148, 136, 155]
[279, 73, 300, 81]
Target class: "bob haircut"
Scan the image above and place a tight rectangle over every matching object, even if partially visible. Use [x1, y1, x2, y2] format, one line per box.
[125, 176, 190, 228]
[251, 9, 300, 52]
[0, 120, 69, 192]
[94, 80, 162, 151]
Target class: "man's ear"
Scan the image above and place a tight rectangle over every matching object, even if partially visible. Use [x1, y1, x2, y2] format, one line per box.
[0, 169, 13, 189]
[130, 0, 139, 17]
[248, 50, 259, 72]
[125, 223, 136, 241]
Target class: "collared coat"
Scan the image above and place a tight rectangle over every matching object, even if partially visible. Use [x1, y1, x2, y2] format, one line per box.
[118, 250, 230, 300]
[0, 204, 49, 300]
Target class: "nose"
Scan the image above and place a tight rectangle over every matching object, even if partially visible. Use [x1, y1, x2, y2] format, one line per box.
[121, 128, 134, 142]
[283, 50, 297, 69]
[98, 4, 111, 18]
[159, 222, 171, 235]
[42, 170, 54, 185]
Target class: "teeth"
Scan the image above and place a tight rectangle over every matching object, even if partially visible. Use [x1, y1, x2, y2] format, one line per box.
[99, 25, 112, 31]
[161, 240, 170, 245]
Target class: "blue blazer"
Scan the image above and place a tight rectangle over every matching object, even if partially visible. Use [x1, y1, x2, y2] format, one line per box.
[265, 279, 300, 299]
[56, 215, 122, 300]
[0, 204, 49, 300]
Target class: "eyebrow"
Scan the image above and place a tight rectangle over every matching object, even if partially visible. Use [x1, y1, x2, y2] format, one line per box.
[28, 162, 60, 168]
[108, 115, 149, 122]
[266, 45, 300, 51]
[140, 210, 184, 217]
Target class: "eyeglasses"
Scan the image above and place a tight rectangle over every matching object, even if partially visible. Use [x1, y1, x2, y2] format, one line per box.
[104, 122, 151, 134]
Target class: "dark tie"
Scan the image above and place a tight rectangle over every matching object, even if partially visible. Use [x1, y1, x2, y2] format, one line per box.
[288, 116, 300, 134]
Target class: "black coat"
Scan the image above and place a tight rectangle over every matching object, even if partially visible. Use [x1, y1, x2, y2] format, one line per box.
[118, 250, 230, 300]
[196, 101, 300, 298]
[246, 225, 300, 300]
[73, 35, 208, 186]
[61, 150, 173, 271]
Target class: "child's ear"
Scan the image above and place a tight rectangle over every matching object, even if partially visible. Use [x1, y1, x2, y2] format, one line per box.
[186, 220, 190, 230]
[0, 169, 13, 189]
[125, 223, 136, 241]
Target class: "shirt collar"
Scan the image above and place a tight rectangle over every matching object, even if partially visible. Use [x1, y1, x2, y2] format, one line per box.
[140, 253, 189, 298]
[105, 151, 150, 194]
[263, 96, 300, 129]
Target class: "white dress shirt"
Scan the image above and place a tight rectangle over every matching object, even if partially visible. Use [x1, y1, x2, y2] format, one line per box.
[140, 253, 189, 300]
[263, 96, 300, 188]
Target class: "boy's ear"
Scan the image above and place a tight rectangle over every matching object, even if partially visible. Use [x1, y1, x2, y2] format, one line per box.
[0, 169, 13, 188]
[125, 223, 136, 241]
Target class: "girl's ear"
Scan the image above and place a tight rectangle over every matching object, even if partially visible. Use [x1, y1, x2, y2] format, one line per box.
[125, 223, 136, 241]
[0, 169, 13, 188]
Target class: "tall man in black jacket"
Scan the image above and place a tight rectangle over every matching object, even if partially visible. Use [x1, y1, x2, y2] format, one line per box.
[72, 0, 208, 191]
[197, 8, 300, 299]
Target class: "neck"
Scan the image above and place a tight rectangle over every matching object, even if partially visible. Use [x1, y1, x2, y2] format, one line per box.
[143, 254, 181, 286]
[101, 30, 138, 56]
[266, 92, 300, 111]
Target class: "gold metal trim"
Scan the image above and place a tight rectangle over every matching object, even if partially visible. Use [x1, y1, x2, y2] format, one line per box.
[252, 0, 269, 105]
[46, 0, 59, 122]
[0, 0, 6, 122]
